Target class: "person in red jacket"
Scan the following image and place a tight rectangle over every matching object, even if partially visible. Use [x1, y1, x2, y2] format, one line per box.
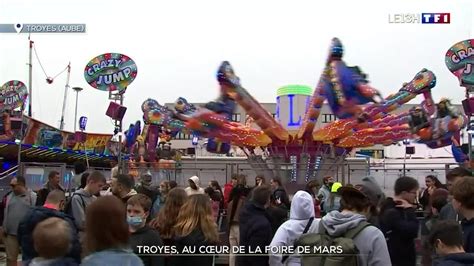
[223, 174, 238, 209]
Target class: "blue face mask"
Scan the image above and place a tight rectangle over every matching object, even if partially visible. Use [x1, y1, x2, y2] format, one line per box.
[127, 216, 143, 227]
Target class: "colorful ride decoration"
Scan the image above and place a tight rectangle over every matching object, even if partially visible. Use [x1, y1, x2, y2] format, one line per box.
[0, 80, 28, 111]
[0, 80, 28, 141]
[445, 39, 474, 87]
[125, 38, 468, 180]
[84, 53, 137, 91]
[21, 117, 113, 154]
[445, 39, 474, 167]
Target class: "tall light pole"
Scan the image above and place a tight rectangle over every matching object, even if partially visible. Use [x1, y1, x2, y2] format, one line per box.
[72, 87, 83, 132]
[59, 63, 71, 130]
[28, 37, 33, 117]
[192, 135, 198, 175]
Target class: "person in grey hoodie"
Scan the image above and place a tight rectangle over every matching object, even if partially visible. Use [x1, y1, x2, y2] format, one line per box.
[318, 186, 391, 266]
[269, 190, 319, 266]
[355, 176, 386, 227]
[71, 171, 105, 232]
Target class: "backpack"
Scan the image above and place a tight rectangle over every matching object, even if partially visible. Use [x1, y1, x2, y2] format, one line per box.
[282, 217, 314, 264]
[64, 193, 86, 216]
[295, 221, 370, 266]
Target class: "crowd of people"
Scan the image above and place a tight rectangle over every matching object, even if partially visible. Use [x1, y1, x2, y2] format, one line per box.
[1, 162, 474, 266]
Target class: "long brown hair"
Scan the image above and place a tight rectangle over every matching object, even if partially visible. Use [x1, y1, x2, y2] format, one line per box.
[174, 194, 218, 243]
[150, 188, 187, 239]
[85, 196, 129, 253]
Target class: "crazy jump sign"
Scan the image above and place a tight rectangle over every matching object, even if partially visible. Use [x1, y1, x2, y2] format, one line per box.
[446, 39, 474, 87]
[84, 53, 137, 91]
[0, 80, 28, 110]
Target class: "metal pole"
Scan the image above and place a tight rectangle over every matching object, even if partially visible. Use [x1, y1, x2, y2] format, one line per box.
[59, 63, 71, 130]
[17, 106, 26, 171]
[28, 38, 33, 117]
[194, 144, 198, 175]
[72, 87, 83, 132]
[118, 93, 124, 174]
[403, 147, 407, 176]
[74, 91, 78, 132]
[83, 129, 89, 169]
[466, 88, 472, 171]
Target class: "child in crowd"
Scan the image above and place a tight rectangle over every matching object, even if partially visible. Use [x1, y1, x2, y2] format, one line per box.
[430, 220, 474, 265]
[28, 217, 78, 266]
[451, 176, 474, 253]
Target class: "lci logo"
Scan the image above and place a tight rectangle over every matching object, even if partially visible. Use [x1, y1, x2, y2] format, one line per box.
[388, 13, 450, 24]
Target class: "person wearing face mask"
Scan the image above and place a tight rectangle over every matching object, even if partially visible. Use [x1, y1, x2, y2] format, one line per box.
[127, 194, 164, 266]
[17, 190, 81, 264]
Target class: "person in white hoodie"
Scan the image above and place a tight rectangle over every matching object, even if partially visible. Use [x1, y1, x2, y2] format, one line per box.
[269, 190, 319, 266]
[185, 176, 205, 196]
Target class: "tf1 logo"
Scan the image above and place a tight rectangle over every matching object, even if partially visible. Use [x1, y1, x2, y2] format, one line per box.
[389, 13, 450, 24]
[422, 13, 450, 24]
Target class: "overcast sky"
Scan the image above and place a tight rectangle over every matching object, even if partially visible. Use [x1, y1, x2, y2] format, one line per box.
[0, 0, 472, 134]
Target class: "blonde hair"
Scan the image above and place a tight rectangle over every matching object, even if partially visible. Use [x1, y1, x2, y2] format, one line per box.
[174, 194, 218, 243]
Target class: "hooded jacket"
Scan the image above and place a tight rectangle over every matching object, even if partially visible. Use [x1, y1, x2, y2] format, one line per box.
[320, 211, 391, 266]
[18, 206, 81, 263]
[433, 253, 474, 266]
[130, 226, 164, 266]
[238, 201, 272, 266]
[358, 176, 385, 207]
[185, 176, 205, 196]
[357, 176, 386, 227]
[121, 189, 138, 205]
[71, 188, 96, 231]
[269, 191, 320, 266]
